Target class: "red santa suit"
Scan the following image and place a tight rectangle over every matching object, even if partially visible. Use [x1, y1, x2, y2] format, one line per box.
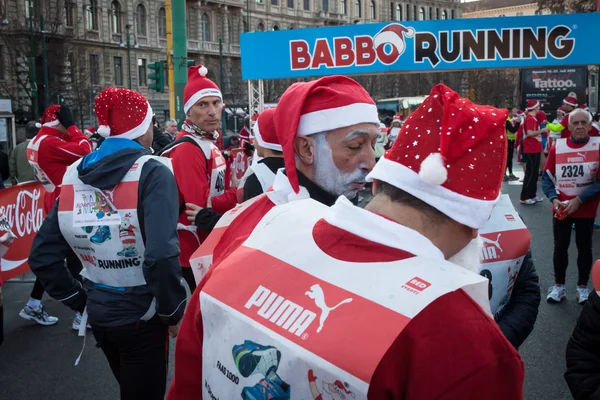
[27, 105, 92, 213]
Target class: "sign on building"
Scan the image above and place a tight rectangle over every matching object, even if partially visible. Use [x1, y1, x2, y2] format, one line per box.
[241, 13, 597, 80]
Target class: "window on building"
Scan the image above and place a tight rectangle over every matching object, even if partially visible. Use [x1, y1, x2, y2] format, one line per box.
[243, 19, 248, 32]
[65, 2, 75, 27]
[451, 9, 455, 18]
[138, 59, 147, 86]
[418, 7, 425, 20]
[534, 10, 541, 15]
[413, 5, 417, 20]
[323, 0, 329, 12]
[441, 9, 447, 19]
[136, 4, 147, 36]
[355, 0, 361, 17]
[158, 8, 167, 38]
[429, 6, 433, 19]
[111, 1, 122, 34]
[256, 0, 264, 3]
[304, 0, 310, 10]
[395, 4, 402, 20]
[341, 0, 346, 14]
[68, 53, 76, 82]
[257, 22, 265, 31]
[86, 0, 98, 30]
[272, 0, 278, 5]
[288, 0, 294, 8]
[0, 46, 4, 81]
[89, 54, 99, 85]
[406, 4, 410, 20]
[201, 13, 211, 41]
[114, 56, 123, 86]
[436, 7, 439, 19]
[163, 61, 168, 87]
[369, 0, 375, 19]
[272, 24, 280, 30]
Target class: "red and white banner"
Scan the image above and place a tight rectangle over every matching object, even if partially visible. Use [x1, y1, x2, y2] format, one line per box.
[0, 182, 46, 282]
[228, 148, 252, 188]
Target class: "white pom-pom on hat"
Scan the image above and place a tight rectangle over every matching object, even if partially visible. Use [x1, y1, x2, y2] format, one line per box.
[198, 66, 208, 76]
[97, 125, 111, 138]
[419, 153, 447, 185]
[35, 122, 42, 128]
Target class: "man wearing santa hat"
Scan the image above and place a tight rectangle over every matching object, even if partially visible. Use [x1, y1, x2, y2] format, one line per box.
[20, 105, 91, 329]
[387, 114, 403, 148]
[28, 88, 186, 399]
[168, 84, 523, 399]
[547, 94, 579, 139]
[158, 65, 238, 292]
[520, 99, 548, 205]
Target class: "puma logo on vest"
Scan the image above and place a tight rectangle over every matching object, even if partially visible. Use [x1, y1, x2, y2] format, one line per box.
[568, 153, 587, 163]
[305, 284, 352, 333]
[481, 233, 503, 261]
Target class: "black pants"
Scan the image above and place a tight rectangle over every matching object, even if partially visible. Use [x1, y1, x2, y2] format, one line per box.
[92, 319, 168, 400]
[506, 140, 515, 174]
[553, 216, 594, 286]
[30, 248, 83, 300]
[520, 152, 540, 201]
[181, 267, 197, 293]
[0, 300, 4, 347]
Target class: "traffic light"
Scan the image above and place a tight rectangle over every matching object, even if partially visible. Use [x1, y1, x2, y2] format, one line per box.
[148, 61, 164, 93]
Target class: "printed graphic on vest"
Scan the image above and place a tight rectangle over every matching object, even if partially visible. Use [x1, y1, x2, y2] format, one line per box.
[308, 369, 355, 400]
[118, 213, 139, 257]
[72, 184, 121, 227]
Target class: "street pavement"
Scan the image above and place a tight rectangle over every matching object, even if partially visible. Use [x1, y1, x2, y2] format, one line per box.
[0, 170, 592, 399]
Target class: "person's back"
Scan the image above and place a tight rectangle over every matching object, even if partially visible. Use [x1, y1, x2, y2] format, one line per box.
[10, 141, 36, 184]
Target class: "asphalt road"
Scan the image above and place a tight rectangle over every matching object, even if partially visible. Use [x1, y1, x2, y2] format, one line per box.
[0, 172, 591, 400]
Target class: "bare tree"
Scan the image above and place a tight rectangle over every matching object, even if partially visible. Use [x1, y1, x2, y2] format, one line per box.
[537, 0, 594, 14]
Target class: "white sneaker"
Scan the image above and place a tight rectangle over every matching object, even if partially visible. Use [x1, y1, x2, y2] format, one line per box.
[547, 285, 566, 303]
[19, 305, 59, 326]
[72, 312, 91, 331]
[576, 286, 591, 304]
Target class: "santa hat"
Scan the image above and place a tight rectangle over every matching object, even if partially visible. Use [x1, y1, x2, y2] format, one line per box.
[580, 103, 590, 112]
[334, 380, 352, 394]
[366, 84, 508, 229]
[36, 104, 61, 128]
[563, 96, 578, 107]
[183, 65, 222, 114]
[84, 126, 96, 136]
[94, 88, 153, 140]
[274, 75, 379, 193]
[253, 109, 282, 151]
[392, 114, 403, 124]
[373, 24, 415, 62]
[525, 99, 540, 111]
[557, 106, 566, 115]
[516, 110, 524, 116]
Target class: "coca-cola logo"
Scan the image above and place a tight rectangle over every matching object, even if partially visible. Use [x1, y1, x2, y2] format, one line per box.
[0, 188, 44, 238]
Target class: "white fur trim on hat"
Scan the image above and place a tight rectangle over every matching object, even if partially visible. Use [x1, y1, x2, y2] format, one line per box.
[297, 103, 380, 136]
[563, 98, 578, 107]
[526, 101, 540, 111]
[35, 122, 42, 128]
[98, 125, 111, 137]
[108, 104, 153, 140]
[43, 120, 60, 128]
[366, 157, 500, 229]
[183, 88, 223, 114]
[253, 119, 282, 152]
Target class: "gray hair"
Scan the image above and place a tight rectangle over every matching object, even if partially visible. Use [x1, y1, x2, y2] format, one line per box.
[568, 108, 592, 126]
[166, 118, 178, 125]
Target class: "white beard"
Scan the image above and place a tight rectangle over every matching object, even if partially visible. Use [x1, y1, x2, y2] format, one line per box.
[448, 236, 483, 274]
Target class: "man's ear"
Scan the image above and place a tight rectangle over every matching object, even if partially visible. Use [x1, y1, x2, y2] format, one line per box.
[372, 179, 380, 196]
[294, 136, 315, 166]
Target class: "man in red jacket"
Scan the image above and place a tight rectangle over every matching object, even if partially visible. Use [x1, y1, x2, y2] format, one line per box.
[21, 104, 91, 328]
[159, 65, 238, 291]
[168, 85, 524, 399]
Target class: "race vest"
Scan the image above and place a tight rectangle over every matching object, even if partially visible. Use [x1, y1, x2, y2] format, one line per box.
[57, 155, 172, 290]
[478, 195, 531, 315]
[189, 170, 310, 284]
[26, 135, 57, 192]
[506, 117, 516, 141]
[554, 137, 600, 200]
[199, 199, 490, 398]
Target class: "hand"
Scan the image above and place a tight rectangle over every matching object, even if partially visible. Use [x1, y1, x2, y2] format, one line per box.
[231, 172, 241, 189]
[56, 106, 75, 129]
[185, 203, 202, 223]
[168, 321, 181, 338]
[552, 199, 565, 210]
[564, 197, 582, 215]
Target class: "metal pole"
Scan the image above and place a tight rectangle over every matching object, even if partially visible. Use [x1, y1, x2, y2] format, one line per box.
[126, 25, 132, 89]
[172, 0, 187, 126]
[165, 0, 175, 119]
[40, 15, 49, 109]
[28, 0, 38, 120]
[219, 39, 226, 134]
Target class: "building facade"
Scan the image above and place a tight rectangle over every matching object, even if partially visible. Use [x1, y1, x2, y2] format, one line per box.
[0, 0, 461, 128]
[462, 0, 545, 18]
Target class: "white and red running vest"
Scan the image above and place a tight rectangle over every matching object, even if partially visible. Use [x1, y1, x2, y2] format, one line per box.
[554, 137, 600, 201]
[57, 155, 172, 290]
[27, 135, 56, 192]
[199, 197, 490, 398]
[478, 195, 531, 315]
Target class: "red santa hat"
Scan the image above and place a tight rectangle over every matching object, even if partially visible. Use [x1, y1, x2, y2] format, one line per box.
[274, 75, 379, 193]
[366, 84, 508, 229]
[373, 24, 415, 61]
[563, 96, 578, 107]
[84, 126, 96, 136]
[525, 99, 540, 111]
[253, 109, 282, 152]
[392, 114, 403, 124]
[94, 88, 153, 140]
[579, 103, 590, 112]
[183, 65, 222, 114]
[557, 106, 566, 115]
[36, 104, 61, 128]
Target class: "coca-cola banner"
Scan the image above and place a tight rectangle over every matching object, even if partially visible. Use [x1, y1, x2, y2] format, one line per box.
[520, 66, 588, 121]
[0, 182, 45, 282]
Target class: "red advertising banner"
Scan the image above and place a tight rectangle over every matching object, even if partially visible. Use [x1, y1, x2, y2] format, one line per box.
[228, 148, 252, 187]
[0, 182, 45, 282]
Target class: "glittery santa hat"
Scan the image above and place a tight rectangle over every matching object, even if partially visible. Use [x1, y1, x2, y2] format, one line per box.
[94, 88, 153, 140]
[274, 75, 380, 193]
[366, 84, 508, 229]
[183, 65, 222, 114]
[525, 99, 540, 111]
[36, 104, 61, 128]
[563, 96, 578, 107]
[392, 114, 403, 124]
[254, 108, 282, 151]
[84, 126, 96, 136]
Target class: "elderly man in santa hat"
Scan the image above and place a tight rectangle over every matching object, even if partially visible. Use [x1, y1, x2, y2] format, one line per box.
[28, 88, 186, 400]
[19, 105, 92, 329]
[168, 84, 524, 399]
[547, 93, 579, 139]
[158, 65, 239, 292]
